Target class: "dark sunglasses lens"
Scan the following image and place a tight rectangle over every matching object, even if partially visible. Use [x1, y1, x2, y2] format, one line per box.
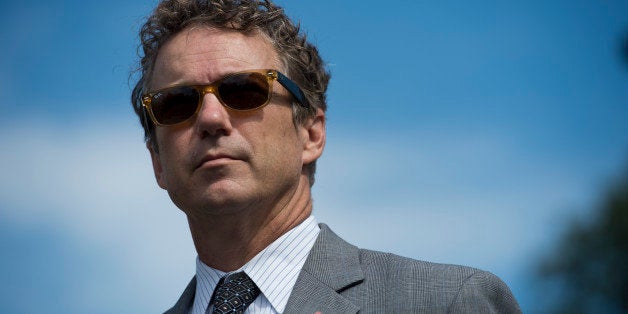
[218, 73, 270, 110]
[152, 86, 200, 125]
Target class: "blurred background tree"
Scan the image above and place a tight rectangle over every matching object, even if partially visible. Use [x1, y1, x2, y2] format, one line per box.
[623, 31, 628, 66]
[538, 164, 628, 313]
[537, 30, 628, 314]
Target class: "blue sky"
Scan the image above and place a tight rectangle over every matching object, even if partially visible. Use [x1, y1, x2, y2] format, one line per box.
[1, 0, 627, 313]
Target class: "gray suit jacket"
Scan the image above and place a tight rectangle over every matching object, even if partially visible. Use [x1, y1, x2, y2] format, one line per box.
[165, 224, 521, 313]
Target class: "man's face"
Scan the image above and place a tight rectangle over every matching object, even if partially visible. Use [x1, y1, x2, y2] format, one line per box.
[147, 26, 324, 216]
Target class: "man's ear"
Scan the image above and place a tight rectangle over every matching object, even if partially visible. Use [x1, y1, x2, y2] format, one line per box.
[301, 108, 326, 165]
[147, 141, 168, 190]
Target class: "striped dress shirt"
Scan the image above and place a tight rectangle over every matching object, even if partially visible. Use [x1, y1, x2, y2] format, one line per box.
[189, 216, 320, 314]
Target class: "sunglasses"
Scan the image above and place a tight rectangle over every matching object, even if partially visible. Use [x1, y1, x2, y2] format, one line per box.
[142, 69, 310, 126]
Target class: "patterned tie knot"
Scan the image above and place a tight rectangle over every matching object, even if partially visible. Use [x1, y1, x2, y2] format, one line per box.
[210, 271, 260, 314]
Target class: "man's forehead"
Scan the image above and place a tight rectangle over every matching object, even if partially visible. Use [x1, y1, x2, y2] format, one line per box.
[150, 26, 281, 88]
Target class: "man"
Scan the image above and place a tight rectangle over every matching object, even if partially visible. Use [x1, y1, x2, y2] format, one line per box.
[131, 0, 521, 313]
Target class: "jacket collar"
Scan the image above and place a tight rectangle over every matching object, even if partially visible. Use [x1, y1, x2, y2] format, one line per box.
[283, 224, 363, 313]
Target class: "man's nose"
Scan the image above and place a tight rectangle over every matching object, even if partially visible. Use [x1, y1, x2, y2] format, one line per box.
[194, 92, 233, 138]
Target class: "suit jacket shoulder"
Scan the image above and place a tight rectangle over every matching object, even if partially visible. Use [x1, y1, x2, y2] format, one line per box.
[165, 224, 521, 314]
[284, 224, 521, 313]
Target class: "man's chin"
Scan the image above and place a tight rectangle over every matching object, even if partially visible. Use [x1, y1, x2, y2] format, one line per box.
[177, 192, 258, 217]
[166, 176, 264, 215]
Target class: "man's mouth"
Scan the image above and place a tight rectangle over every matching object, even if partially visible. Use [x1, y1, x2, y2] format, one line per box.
[196, 153, 238, 169]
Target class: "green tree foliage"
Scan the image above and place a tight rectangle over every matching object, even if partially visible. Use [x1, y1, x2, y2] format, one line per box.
[539, 166, 628, 313]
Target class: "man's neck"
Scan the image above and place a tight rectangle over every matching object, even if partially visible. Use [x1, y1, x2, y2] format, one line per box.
[186, 176, 313, 272]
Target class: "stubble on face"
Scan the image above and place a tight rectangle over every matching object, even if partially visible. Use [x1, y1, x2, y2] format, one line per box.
[148, 26, 306, 219]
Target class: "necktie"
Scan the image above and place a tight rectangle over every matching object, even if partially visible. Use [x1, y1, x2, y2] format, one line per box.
[208, 271, 261, 314]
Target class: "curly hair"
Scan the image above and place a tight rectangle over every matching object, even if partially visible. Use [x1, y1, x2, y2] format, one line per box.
[131, 0, 330, 185]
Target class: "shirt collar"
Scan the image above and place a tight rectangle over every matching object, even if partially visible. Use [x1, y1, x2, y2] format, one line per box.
[194, 216, 320, 313]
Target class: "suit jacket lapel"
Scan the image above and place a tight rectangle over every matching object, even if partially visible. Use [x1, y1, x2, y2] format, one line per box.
[284, 224, 364, 314]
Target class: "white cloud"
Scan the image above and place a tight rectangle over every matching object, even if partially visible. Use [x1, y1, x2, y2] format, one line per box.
[0, 117, 195, 312]
[314, 130, 594, 271]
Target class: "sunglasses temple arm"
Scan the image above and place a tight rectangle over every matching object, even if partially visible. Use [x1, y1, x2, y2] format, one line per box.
[141, 106, 152, 131]
[276, 71, 311, 109]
